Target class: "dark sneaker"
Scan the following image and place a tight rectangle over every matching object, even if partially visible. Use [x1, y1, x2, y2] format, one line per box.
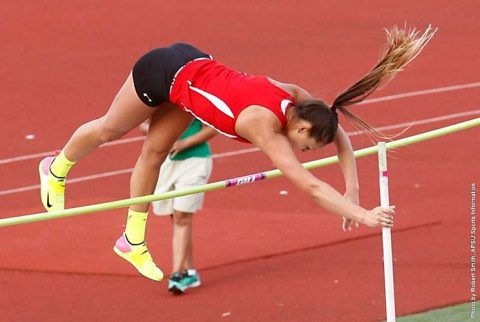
[181, 269, 201, 289]
[168, 272, 186, 295]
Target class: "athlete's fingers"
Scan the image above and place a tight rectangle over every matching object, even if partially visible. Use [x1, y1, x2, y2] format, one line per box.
[342, 217, 354, 231]
[382, 207, 395, 216]
[382, 221, 394, 228]
[380, 215, 394, 225]
[378, 214, 394, 226]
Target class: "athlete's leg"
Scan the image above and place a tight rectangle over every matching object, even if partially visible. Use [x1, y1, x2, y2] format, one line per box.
[115, 104, 192, 281]
[40, 73, 155, 212]
[129, 104, 193, 214]
[62, 72, 154, 162]
[124, 104, 192, 243]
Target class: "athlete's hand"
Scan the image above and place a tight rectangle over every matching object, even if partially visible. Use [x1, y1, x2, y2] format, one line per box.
[342, 190, 360, 231]
[362, 206, 395, 228]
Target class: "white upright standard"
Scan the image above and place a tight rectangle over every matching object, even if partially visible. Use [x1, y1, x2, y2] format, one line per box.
[378, 142, 396, 321]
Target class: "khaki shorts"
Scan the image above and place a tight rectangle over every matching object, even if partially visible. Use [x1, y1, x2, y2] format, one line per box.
[152, 157, 213, 215]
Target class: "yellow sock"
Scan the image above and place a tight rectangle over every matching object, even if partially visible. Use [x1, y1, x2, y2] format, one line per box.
[125, 209, 148, 244]
[50, 150, 76, 178]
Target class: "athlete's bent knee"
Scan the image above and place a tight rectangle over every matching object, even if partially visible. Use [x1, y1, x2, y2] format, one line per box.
[96, 123, 126, 144]
[140, 145, 170, 168]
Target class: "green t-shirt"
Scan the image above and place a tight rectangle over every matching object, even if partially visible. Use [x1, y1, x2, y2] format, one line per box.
[170, 119, 212, 160]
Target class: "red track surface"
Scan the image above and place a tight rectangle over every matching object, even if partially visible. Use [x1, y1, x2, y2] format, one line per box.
[0, 1, 479, 321]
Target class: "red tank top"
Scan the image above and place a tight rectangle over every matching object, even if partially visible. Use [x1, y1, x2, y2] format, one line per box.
[169, 59, 294, 143]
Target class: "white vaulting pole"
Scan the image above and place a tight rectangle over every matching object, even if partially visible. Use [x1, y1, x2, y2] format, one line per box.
[378, 142, 396, 321]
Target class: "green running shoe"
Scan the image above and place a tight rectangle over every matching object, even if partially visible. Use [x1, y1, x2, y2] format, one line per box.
[168, 272, 186, 295]
[181, 269, 201, 289]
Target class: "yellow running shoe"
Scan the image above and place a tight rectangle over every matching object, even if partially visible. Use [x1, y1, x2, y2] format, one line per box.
[113, 234, 164, 281]
[39, 156, 66, 212]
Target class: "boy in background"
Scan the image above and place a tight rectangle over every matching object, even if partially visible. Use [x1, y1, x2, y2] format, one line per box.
[141, 119, 216, 294]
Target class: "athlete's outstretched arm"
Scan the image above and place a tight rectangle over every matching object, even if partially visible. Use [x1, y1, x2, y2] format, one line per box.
[334, 125, 359, 192]
[236, 108, 394, 228]
[334, 125, 361, 230]
[258, 132, 392, 227]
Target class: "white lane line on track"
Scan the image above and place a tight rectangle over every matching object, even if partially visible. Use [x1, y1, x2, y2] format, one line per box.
[358, 82, 480, 105]
[1, 81, 479, 166]
[0, 136, 145, 165]
[0, 109, 479, 197]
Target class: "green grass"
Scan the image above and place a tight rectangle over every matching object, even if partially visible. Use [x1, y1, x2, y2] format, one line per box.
[396, 301, 479, 321]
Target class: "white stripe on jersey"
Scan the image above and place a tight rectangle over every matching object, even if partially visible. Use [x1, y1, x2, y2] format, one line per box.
[188, 81, 235, 119]
[281, 99, 292, 115]
[180, 103, 238, 139]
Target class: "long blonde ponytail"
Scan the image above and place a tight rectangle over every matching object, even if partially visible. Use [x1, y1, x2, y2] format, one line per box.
[332, 25, 437, 138]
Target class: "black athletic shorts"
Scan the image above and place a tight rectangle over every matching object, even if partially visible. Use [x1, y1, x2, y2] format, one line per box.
[132, 43, 212, 107]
